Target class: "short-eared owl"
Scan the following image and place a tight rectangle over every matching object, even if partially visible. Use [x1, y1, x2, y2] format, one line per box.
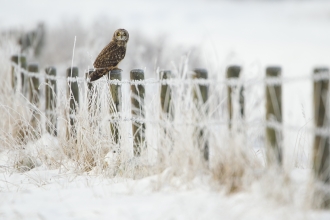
[89, 29, 129, 81]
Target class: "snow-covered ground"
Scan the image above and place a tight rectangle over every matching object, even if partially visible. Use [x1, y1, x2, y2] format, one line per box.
[1, 0, 330, 219]
[0, 168, 328, 220]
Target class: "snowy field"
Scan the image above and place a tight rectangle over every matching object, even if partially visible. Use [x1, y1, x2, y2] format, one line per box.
[1, 0, 330, 219]
[0, 166, 327, 220]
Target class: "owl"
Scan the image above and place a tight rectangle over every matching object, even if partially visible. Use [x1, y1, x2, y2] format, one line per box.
[89, 29, 129, 81]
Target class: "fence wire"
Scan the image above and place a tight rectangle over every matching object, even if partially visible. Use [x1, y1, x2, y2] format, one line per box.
[12, 62, 330, 86]
[11, 62, 330, 137]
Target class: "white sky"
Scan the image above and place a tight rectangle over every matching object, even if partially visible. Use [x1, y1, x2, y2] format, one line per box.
[1, 0, 330, 73]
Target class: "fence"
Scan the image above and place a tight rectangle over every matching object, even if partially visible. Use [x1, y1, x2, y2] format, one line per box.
[10, 54, 330, 205]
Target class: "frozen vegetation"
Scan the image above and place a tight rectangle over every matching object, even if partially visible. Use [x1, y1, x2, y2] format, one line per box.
[0, 0, 330, 219]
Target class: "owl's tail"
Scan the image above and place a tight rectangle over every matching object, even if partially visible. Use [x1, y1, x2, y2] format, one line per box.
[89, 68, 111, 82]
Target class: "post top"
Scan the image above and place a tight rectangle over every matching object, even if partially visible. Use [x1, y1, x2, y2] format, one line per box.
[266, 66, 281, 77]
[227, 66, 241, 78]
[45, 66, 56, 75]
[227, 65, 241, 70]
[28, 63, 39, 72]
[110, 69, 122, 80]
[193, 68, 208, 79]
[67, 67, 79, 77]
[160, 70, 171, 74]
[314, 67, 329, 74]
[11, 55, 27, 68]
[11, 55, 26, 62]
[130, 69, 144, 74]
[111, 68, 122, 74]
[159, 70, 171, 79]
[130, 69, 144, 80]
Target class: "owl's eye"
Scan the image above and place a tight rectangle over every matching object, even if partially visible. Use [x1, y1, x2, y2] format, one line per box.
[123, 33, 126, 36]
[117, 32, 120, 36]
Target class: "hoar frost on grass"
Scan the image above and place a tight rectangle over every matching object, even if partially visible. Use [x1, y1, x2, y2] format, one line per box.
[0, 14, 330, 220]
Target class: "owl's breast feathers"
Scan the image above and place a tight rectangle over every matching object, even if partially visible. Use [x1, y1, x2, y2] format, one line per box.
[89, 40, 127, 82]
[93, 41, 126, 69]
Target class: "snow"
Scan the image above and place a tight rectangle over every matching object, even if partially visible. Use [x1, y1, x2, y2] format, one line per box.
[0, 166, 328, 220]
[1, 0, 330, 219]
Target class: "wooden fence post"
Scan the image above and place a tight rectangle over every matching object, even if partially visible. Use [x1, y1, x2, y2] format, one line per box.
[193, 68, 209, 161]
[85, 70, 102, 138]
[11, 55, 27, 92]
[109, 69, 122, 145]
[28, 63, 40, 131]
[85, 70, 93, 111]
[313, 67, 330, 207]
[85, 70, 99, 117]
[45, 67, 57, 136]
[158, 70, 173, 163]
[26, 64, 41, 135]
[160, 70, 172, 118]
[67, 67, 79, 139]
[239, 86, 245, 119]
[130, 69, 146, 157]
[28, 64, 39, 104]
[265, 66, 282, 165]
[226, 66, 244, 129]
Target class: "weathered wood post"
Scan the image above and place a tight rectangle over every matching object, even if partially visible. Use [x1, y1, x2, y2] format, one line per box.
[45, 67, 57, 136]
[239, 86, 245, 119]
[265, 66, 282, 165]
[85, 71, 93, 113]
[226, 66, 244, 129]
[160, 70, 172, 118]
[130, 69, 146, 157]
[193, 68, 209, 161]
[109, 69, 122, 145]
[11, 55, 27, 92]
[85, 70, 101, 132]
[28, 63, 40, 131]
[28, 64, 40, 104]
[158, 70, 173, 162]
[67, 67, 79, 139]
[313, 67, 330, 207]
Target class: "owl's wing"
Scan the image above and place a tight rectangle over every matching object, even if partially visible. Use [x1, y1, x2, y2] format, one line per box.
[89, 68, 110, 82]
[93, 41, 126, 69]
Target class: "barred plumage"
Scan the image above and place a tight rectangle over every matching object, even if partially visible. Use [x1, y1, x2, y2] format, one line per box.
[89, 29, 129, 82]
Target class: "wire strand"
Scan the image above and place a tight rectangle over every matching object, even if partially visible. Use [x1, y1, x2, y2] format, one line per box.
[12, 62, 330, 86]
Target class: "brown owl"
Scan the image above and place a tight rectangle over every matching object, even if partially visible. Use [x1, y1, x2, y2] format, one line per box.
[89, 29, 129, 81]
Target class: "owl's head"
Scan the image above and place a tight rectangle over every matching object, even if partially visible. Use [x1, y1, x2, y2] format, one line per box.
[113, 29, 129, 42]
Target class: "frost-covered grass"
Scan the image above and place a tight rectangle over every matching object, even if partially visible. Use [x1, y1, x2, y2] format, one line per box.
[0, 34, 328, 220]
[1, 1, 330, 218]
